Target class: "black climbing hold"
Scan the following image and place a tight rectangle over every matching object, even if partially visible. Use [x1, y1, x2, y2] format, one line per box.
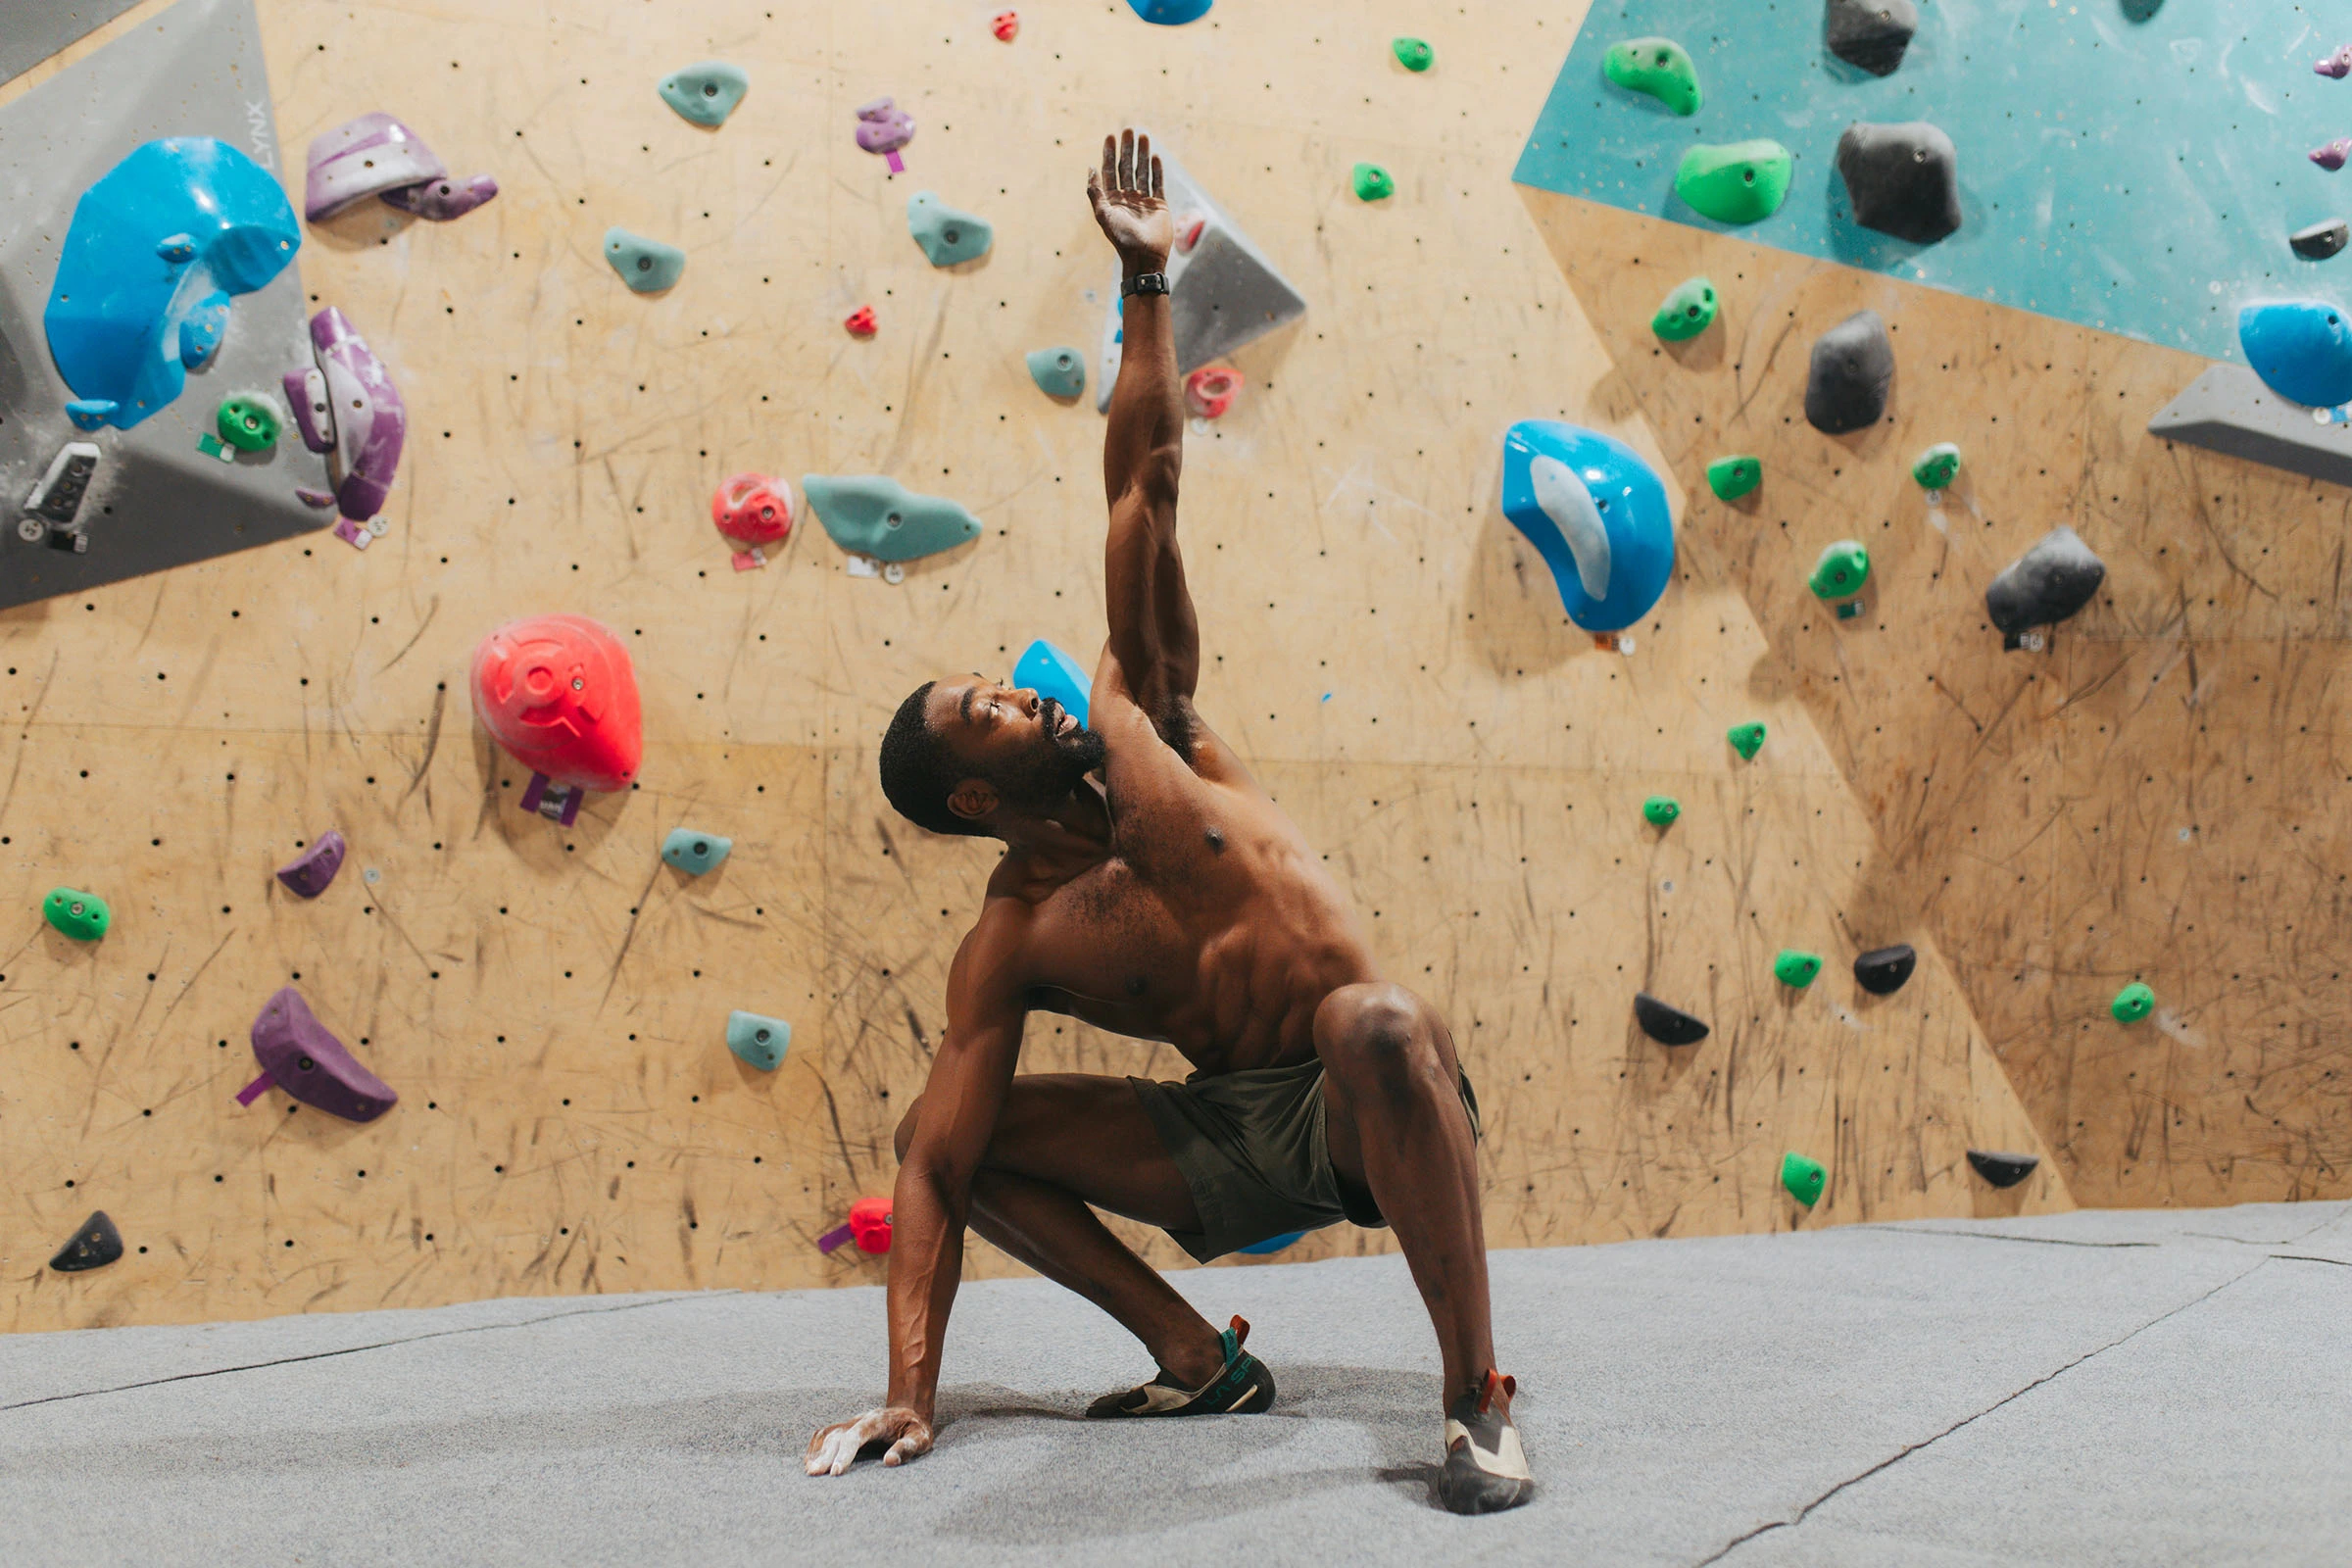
[1634, 992, 1710, 1047]
[1804, 310, 1894, 435]
[50, 1209, 124, 1272]
[1966, 1150, 2039, 1189]
[1837, 122, 1960, 245]
[2291, 220, 2349, 262]
[1854, 944, 1917, 995]
[1984, 526, 2105, 649]
[1825, 0, 1918, 76]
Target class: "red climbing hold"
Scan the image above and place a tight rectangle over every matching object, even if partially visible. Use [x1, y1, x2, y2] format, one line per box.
[993, 10, 1019, 41]
[845, 304, 877, 337]
[849, 1195, 894, 1253]
[469, 615, 643, 815]
[1176, 213, 1206, 253]
[710, 472, 792, 570]
[1185, 366, 1243, 419]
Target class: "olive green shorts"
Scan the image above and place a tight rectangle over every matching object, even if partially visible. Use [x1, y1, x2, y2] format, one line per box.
[1128, 1057, 1482, 1263]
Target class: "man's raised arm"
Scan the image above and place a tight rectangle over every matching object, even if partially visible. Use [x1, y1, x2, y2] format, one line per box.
[1089, 129, 1200, 715]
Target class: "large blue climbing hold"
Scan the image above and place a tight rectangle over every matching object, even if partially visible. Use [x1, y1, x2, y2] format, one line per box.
[2239, 301, 2352, 409]
[44, 138, 301, 431]
[1013, 639, 1092, 728]
[1127, 0, 1212, 23]
[1499, 421, 1676, 633]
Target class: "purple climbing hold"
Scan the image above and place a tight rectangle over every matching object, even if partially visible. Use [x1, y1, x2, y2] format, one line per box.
[309, 306, 405, 522]
[305, 113, 446, 220]
[2319, 45, 2352, 80]
[856, 97, 914, 172]
[275, 830, 347, 898]
[2313, 139, 2352, 172]
[379, 172, 499, 221]
[241, 987, 397, 1123]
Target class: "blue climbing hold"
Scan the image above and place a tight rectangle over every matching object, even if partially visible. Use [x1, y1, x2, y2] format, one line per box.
[658, 61, 749, 127]
[1127, 0, 1212, 23]
[1026, 346, 1087, 400]
[661, 827, 733, 875]
[801, 474, 984, 564]
[1238, 1230, 1306, 1255]
[1013, 639, 1092, 728]
[43, 138, 300, 432]
[605, 228, 686, 292]
[726, 1010, 791, 1071]
[906, 191, 993, 268]
[1499, 420, 1676, 633]
[2239, 301, 2352, 409]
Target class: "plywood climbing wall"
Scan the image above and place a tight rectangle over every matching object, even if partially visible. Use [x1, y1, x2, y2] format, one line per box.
[2, 0, 2073, 1336]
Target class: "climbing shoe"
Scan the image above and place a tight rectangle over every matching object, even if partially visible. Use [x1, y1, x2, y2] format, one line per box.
[1086, 1315, 1277, 1418]
[1439, 1370, 1534, 1514]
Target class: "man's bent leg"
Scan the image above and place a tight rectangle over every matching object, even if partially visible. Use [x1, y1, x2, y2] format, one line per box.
[895, 1073, 1228, 1388]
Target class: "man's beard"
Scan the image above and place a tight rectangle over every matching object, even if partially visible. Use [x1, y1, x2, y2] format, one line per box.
[992, 699, 1107, 810]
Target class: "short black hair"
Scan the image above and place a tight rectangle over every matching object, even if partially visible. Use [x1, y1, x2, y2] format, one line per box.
[879, 681, 986, 837]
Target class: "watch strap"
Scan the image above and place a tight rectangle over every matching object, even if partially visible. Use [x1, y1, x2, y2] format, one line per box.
[1120, 270, 1170, 298]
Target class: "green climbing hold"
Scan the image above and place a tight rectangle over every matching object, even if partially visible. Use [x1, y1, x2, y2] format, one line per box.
[1642, 796, 1681, 827]
[662, 827, 732, 875]
[726, 1009, 790, 1071]
[1651, 276, 1718, 342]
[1707, 456, 1761, 501]
[1351, 163, 1396, 202]
[801, 474, 985, 564]
[43, 887, 109, 942]
[1808, 540, 1871, 601]
[1673, 139, 1794, 224]
[1727, 720, 1767, 760]
[216, 392, 282, 453]
[1603, 36, 1701, 116]
[658, 61, 749, 127]
[1913, 442, 1961, 491]
[604, 228, 685, 292]
[2111, 982, 2155, 1023]
[1773, 950, 1822, 988]
[1781, 1151, 1827, 1207]
[1026, 346, 1087, 400]
[906, 191, 993, 267]
[1393, 36, 1433, 72]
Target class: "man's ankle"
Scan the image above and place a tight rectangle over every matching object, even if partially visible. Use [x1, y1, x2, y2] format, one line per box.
[1157, 1322, 1230, 1388]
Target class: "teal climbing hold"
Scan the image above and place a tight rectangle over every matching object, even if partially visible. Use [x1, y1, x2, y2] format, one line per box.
[1026, 346, 1087, 400]
[1642, 796, 1681, 827]
[1774, 950, 1823, 988]
[659, 62, 749, 127]
[1013, 639, 1092, 727]
[1727, 720, 1767, 760]
[907, 191, 993, 267]
[1651, 276, 1718, 341]
[662, 827, 733, 875]
[726, 1010, 790, 1071]
[1781, 1152, 1826, 1207]
[2111, 982, 2155, 1023]
[1127, 0, 1211, 24]
[604, 228, 684, 292]
[801, 474, 984, 564]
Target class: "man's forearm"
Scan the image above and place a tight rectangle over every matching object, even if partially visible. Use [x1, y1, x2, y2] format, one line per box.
[1103, 266, 1183, 506]
[883, 1159, 966, 1420]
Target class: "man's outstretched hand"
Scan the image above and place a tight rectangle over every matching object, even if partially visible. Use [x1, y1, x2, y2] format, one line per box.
[805, 1406, 934, 1476]
[1088, 128, 1173, 271]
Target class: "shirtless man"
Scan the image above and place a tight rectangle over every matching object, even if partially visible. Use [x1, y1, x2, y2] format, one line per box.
[804, 130, 1533, 1515]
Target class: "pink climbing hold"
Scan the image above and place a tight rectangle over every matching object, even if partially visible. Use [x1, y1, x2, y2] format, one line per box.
[710, 472, 792, 570]
[2314, 138, 2352, 172]
[856, 97, 914, 174]
[2319, 45, 2352, 79]
[1185, 366, 1243, 420]
[993, 10, 1019, 41]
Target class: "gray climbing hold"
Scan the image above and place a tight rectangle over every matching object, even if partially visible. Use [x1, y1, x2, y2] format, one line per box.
[1966, 1150, 2039, 1189]
[1984, 526, 2105, 649]
[659, 61, 749, 127]
[2292, 220, 2350, 262]
[907, 191, 992, 267]
[1027, 346, 1086, 400]
[1634, 993, 1710, 1047]
[1804, 310, 1894, 434]
[1527, 454, 1613, 601]
[1825, 0, 1918, 76]
[1836, 122, 1960, 245]
[49, 1210, 123, 1272]
[727, 1010, 790, 1071]
[604, 228, 684, 292]
[662, 827, 732, 875]
[2148, 364, 2352, 487]
[1854, 944, 1916, 995]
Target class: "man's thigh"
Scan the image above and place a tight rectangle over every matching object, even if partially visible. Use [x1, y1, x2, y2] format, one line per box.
[982, 1072, 1203, 1235]
[1312, 983, 1471, 1196]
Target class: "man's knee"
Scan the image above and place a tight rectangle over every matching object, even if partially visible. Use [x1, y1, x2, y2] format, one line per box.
[893, 1096, 925, 1163]
[1317, 982, 1445, 1095]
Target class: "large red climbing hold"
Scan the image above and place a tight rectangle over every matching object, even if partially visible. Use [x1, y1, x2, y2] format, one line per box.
[710, 472, 792, 570]
[470, 615, 643, 802]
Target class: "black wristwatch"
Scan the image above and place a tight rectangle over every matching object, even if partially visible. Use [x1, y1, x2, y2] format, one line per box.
[1120, 270, 1170, 298]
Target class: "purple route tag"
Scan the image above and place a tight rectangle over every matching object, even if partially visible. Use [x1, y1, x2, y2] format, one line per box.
[885, 150, 905, 174]
[520, 771, 549, 815]
[235, 1071, 274, 1106]
[817, 1224, 856, 1254]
